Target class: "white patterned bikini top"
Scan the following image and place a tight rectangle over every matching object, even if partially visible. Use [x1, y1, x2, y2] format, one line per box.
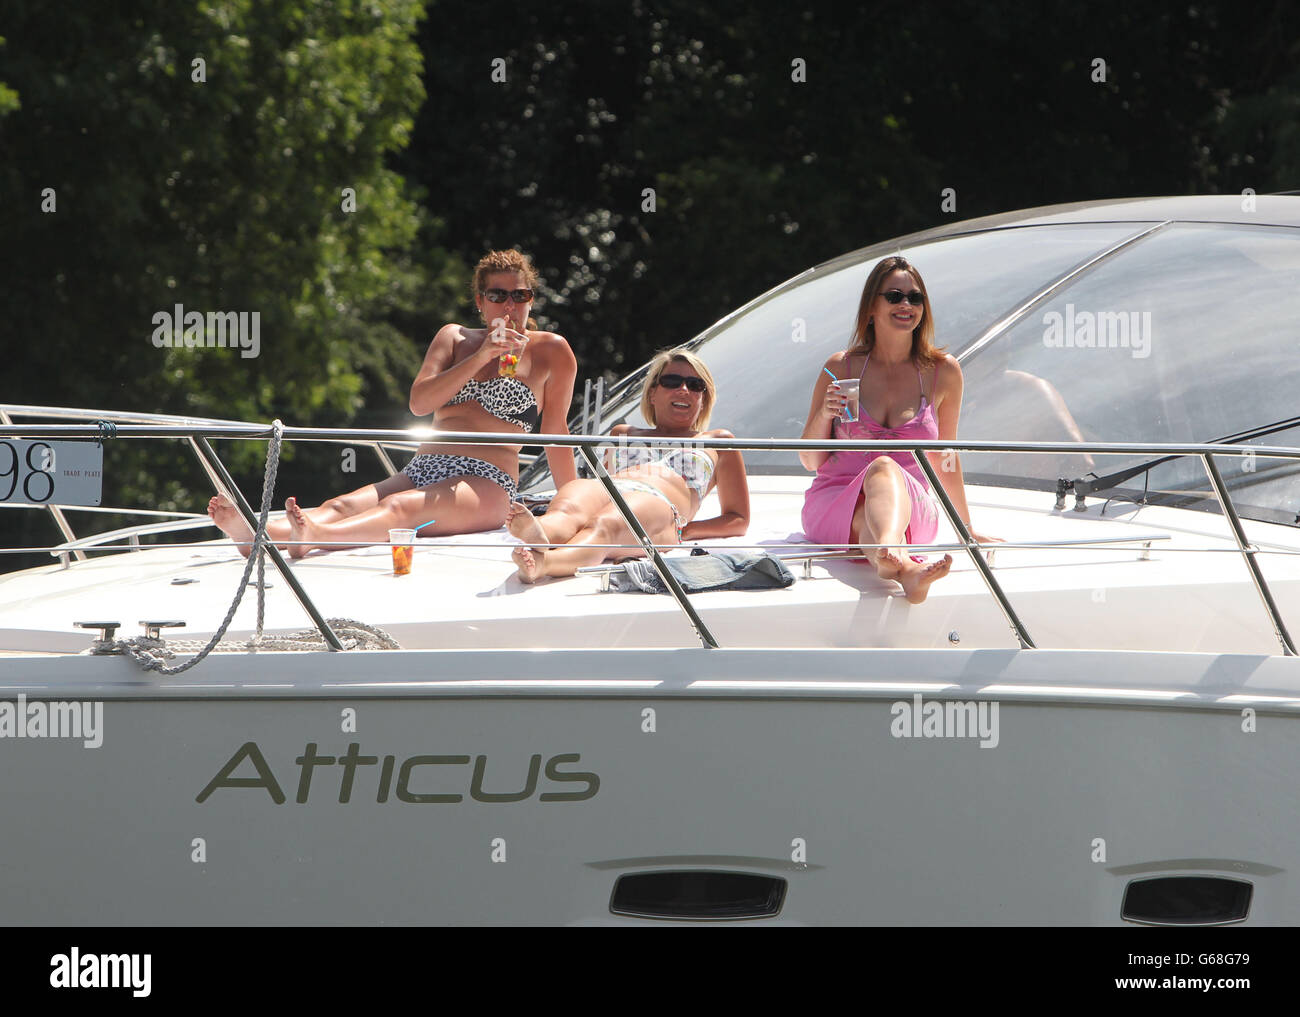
[446, 376, 539, 432]
[606, 443, 716, 499]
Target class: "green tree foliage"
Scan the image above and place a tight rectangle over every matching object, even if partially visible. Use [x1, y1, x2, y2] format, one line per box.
[0, 0, 456, 560]
[0, 37, 19, 117]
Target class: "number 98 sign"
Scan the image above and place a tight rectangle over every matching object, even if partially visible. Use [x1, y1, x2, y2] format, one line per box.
[0, 439, 103, 507]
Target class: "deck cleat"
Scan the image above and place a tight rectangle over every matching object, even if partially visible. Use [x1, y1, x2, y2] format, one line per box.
[74, 621, 122, 653]
[75, 621, 121, 642]
[139, 620, 186, 641]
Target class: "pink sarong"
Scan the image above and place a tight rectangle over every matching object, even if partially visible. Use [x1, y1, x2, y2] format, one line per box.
[801, 399, 940, 557]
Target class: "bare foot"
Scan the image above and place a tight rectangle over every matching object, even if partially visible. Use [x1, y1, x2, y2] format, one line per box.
[507, 501, 551, 550]
[284, 496, 318, 559]
[507, 502, 551, 582]
[511, 545, 546, 584]
[872, 546, 904, 581]
[208, 495, 255, 558]
[505, 501, 532, 531]
[899, 554, 953, 604]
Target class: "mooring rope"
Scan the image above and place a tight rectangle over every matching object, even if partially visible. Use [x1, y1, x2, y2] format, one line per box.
[103, 420, 399, 674]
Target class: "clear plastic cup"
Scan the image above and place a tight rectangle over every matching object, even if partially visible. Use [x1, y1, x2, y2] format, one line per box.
[389, 528, 416, 576]
[837, 379, 860, 423]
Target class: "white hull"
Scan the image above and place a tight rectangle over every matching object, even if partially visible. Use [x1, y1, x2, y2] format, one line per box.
[3, 647, 1296, 925]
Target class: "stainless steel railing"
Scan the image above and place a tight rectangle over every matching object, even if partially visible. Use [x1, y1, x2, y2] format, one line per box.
[2, 405, 1297, 656]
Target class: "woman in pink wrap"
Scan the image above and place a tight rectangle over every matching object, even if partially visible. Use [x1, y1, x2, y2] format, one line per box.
[799, 256, 999, 604]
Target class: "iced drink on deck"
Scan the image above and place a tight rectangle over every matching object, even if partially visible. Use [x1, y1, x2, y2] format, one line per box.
[389, 528, 416, 576]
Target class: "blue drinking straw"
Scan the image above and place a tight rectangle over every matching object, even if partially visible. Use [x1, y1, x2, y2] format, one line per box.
[823, 367, 852, 420]
[415, 519, 437, 532]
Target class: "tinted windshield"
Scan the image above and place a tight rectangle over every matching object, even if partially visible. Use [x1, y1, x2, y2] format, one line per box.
[958, 223, 1300, 523]
[538, 219, 1300, 524]
[591, 223, 1144, 465]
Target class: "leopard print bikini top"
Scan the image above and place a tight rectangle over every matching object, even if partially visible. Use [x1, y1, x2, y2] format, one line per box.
[446, 377, 540, 432]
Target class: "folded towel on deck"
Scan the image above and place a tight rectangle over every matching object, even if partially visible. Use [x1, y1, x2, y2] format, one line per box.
[608, 551, 796, 594]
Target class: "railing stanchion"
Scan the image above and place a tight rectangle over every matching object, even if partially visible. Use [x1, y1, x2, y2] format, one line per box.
[192, 435, 345, 652]
[188, 436, 235, 504]
[914, 449, 1037, 649]
[577, 444, 719, 649]
[1200, 453, 1297, 656]
[371, 442, 399, 477]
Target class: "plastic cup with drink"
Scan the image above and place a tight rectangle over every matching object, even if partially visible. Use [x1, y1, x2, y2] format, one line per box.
[493, 316, 525, 377]
[389, 528, 416, 576]
[837, 379, 860, 423]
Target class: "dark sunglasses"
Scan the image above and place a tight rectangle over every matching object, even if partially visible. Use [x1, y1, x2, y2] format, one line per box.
[481, 288, 535, 304]
[881, 289, 925, 306]
[658, 373, 707, 393]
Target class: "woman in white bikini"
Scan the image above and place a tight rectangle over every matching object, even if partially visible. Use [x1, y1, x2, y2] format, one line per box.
[508, 348, 749, 582]
[207, 249, 578, 557]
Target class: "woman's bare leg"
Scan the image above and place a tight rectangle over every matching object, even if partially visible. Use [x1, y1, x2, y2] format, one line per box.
[527, 479, 617, 545]
[520, 497, 676, 580]
[506, 478, 627, 579]
[852, 458, 952, 603]
[280, 475, 509, 557]
[305, 473, 416, 523]
[852, 459, 912, 580]
[207, 474, 416, 558]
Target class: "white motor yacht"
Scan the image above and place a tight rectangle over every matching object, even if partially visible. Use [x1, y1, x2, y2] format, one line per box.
[1, 194, 1297, 925]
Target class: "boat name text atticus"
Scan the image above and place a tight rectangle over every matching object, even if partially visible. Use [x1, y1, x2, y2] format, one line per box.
[196, 742, 600, 804]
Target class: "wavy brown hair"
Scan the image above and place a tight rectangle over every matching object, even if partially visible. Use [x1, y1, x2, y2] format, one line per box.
[847, 256, 944, 366]
[473, 249, 540, 330]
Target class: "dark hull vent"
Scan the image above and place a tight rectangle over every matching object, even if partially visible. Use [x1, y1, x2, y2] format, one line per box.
[1122, 876, 1252, 925]
[611, 871, 786, 920]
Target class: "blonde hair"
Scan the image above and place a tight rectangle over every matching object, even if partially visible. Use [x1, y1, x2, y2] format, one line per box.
[473, 249, 540, 330]
[847, 256, 945, 366]
[639, 348, 717, 431]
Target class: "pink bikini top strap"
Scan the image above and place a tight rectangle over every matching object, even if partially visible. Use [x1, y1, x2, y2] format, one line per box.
[860, 352, 929, 408]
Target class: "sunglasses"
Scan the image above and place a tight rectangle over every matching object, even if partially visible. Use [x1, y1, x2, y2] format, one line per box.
[658, 373, 708, 393]
[480, 288, 535, 304]
[881, 289, 925, 306]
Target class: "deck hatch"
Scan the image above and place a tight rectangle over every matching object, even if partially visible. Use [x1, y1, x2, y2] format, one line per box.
[1121, 876, 1252, 925]
[610, 871, 786, 920]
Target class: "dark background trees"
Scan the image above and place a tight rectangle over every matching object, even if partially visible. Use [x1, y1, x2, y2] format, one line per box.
[402, 0, 1297, 378]
[1, 0, 1296, 563]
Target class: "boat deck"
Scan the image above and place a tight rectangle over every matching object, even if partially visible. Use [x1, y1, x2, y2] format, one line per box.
[2, 477, 1297, 658]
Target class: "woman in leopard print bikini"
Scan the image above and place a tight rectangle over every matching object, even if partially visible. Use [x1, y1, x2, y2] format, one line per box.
[207, 250, 578, 558]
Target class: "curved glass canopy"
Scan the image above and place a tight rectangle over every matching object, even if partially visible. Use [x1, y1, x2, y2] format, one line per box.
[538, 203, 1300, 526]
